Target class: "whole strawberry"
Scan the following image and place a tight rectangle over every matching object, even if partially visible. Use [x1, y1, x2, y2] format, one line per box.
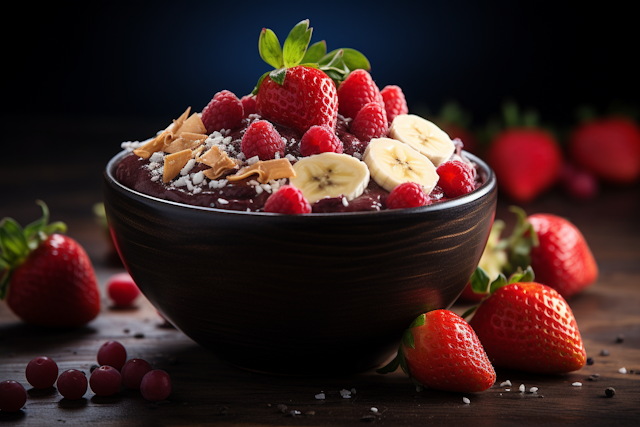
[0, 201, 100, 327]
[377, 310, 495, 393]
[252, 20, 370, 133]
[467, 272, 586, 374]
[569, 116, 640, 184]
[486, 103, 563, 204]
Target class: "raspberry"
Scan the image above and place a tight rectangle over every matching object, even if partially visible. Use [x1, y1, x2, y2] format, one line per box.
[299, 125, 344, 156]
[350, 101, 388, 143]
[264, 185, 312, 214]
[337, 69, 383, 119]
[26, 356, 58, 389]
[436, 160, 475, 198]
[201, 90, 244, 134]
[241, 120, 285, 161]
[386, 182, 431, 209]
[240, 94, 257, 117]
[380, 85, 408, 125]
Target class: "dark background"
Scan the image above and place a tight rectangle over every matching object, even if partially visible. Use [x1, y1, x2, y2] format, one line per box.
[3, 0, 638, 167]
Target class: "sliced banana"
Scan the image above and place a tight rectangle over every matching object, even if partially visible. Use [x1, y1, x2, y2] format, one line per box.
[289, 152, 370, 204]
[363, 137, 439, 193]
[389, 114, 455, 166]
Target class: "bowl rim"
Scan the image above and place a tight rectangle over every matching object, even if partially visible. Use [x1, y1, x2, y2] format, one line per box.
[104, 149, 496, 218]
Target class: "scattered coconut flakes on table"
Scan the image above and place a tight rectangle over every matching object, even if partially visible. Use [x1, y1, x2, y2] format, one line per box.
[519, 384, 525, 393]
[619, 367, 627, 374]
[500, 380, 512, 387]
[370, 407, 378, 413]
[314, 393, 325, 400]
[572, 382, 583, 387]
[462, 397, 470, 404]
[530, 387, 539, 393]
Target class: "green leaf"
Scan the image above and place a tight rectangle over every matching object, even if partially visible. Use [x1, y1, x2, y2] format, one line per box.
[461, 304, 479, 320]
[401, 329, 415, 349]
[469, 266, 491, 294]
[489, 273, 508, 294]
[326, 48, 370, 72]
[0, 269, 11, 300]
[23, 200, 49, 241]
[408, 313, 426, 329]
[282, 19, 312, 68]
[0, 219, 29, 262]
[259, 28, 284, 69]
[269, 68, 287, 86]
[302, 40, 326, 63]
[508, 266, 535, 284]
[252, 70, 271, 95]
[375, 353, 400, 374]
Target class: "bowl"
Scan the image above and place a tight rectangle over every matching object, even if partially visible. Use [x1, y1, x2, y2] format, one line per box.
[103, 150, 497, 375]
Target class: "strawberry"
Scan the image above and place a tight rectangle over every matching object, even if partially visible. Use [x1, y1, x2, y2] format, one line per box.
[0, 201, 100, 327]
[461, 206, 598, 301]
[337, 69, 383, 120]
[377, 310, 495, 392]
[380, 85, 408, 125]
[466, 269, 586, 374]
[253, 20, 370, 133]
[569, 116, 640, 184]
[485, 102, 563, 204]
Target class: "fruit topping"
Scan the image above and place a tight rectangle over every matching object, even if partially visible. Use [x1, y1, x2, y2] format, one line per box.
[299, 125, 344, 156]
[380, 85, 409, 125]
[201, 90, 244, 134]
[241, 119, 285, 161]
[385, 182, 431, 209]
[350, 101, 389, 143]
[389, 114, 456, 167]
[289, 152, 370, 204]
[264, 185, 312, 214]
[436, 160, 475, 198]
[364, 138, 438, 193]
[337, 69, 383, 120]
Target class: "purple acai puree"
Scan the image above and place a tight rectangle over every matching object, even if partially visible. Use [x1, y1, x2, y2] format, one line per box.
[115, 114, 484, 213]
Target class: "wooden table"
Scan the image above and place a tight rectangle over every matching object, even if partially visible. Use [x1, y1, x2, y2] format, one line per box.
[1, 153, 639, 426]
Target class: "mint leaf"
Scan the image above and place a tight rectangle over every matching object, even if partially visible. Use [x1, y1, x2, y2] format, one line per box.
[283, 19, 312, 68]
[269, 68, 287, 86]
[302, 40, 326, 63]
[259, 28, 284, 69]
[326, 48, 370, 72]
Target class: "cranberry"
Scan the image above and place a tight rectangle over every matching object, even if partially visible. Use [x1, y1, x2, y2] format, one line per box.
[121, 359, 152, 389]
[57, 370, 87, 400]
[106, 272, 140, 307]
[560, 163, 599, 201]
[25, 356, 58, 389]
[97, 340, 127, 371]
[0, 380, 27, 412]
[89, 366, 122, 397]
[140, 370, 171, 402]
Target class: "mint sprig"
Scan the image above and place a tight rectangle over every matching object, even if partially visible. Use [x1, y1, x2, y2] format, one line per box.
[253, 19, 371, 94]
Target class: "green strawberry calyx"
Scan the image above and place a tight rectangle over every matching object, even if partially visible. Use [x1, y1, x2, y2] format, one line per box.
[253, 19, 371, 94]
[375, 313, 427, 388]
[0, 201, 66, 299]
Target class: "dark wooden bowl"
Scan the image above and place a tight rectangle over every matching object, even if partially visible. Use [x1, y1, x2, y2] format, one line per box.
[103, 150, 497, 375]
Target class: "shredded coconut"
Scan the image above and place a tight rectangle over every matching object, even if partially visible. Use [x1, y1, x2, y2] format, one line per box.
[180, 159, 196, 176]
[500, 380, 512, 387]
[339, 389, 351, 398]
[314, 393, 325, 400]
[530, 387, 539, 393]
[247, 155, 260, 165]
[191, 171, 204, 185]
[342, 197, 349, 207]
[218, 198, 229, 205]
[619, 367, 627, 374]
[462, 397, 470, 404]
[519, 384, 525, 393]
[370, 408, 378, 413]
[572, 382, 582, 387]
[149, 152, 165, 163]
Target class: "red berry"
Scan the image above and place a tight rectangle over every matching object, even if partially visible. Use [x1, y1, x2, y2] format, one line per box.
[121, 359, 153, 390]
[106, 272, 140, 307]
[25, 356, 58, 389]
[257, 66, 338, 133]
[0, 380, 27, 412]
[240, 94, 257, 117]
[350, 101, 388, 143]
[264, 185, 312, 214]
[56, 370, 88, 400]
[436, 160, 475, 198]
[299, 125, 344, 157]
[380, 85, 408, 125]
[201, 90, 244, 134]
[560, 162, 599, 201]
[89, 365, 122, 397]
[240, 120, 285, 161]
[97, 340, 127, 371]
[385, 182, 430, 209]
[140, 370, 171, 402]
[337, 69, 383, 119]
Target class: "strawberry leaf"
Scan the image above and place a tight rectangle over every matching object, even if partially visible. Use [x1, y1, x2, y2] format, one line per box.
[252, 70, 271, 95]
[488, 273, 508, 294]
[259, 28, 284, 69]
[401, 329, 415, 349]
[375, 353, 400, 374]
[302, 40, 326, 64]
[282, 19, 312, 68]
[508, 266, 535, 284]
[408, 313, 426, 329]
[469, 266, 491, 294]
[0, 219, 29, 263]
[326, 48, 371, 72]
[269, 68, 287, 86]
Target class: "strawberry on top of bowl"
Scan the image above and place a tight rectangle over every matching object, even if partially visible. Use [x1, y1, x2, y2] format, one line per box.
[114, 20, 487, 214]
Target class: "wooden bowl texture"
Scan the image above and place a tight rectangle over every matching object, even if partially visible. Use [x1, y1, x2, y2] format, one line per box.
[103, 150, 497, 375]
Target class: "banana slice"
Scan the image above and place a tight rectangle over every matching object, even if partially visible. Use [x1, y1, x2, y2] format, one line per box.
[289, 152, 370, 204]
[389, 114, 455, 166]
[363, 137, 439, 193]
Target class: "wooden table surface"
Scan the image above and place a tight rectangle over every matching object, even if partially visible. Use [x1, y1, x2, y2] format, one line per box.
[1, 150, 639, 426]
